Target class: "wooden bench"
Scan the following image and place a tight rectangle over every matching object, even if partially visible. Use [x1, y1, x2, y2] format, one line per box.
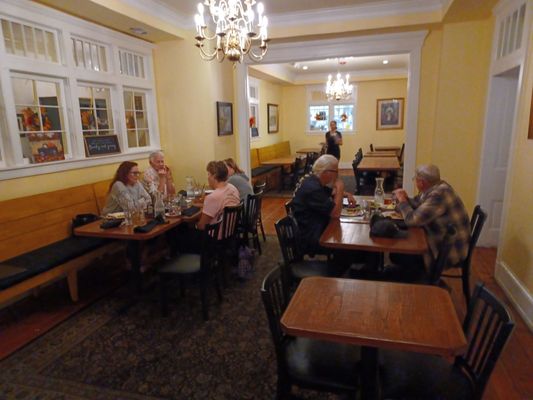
[0, 180, 123, 308]
[250, 141, 291, 190]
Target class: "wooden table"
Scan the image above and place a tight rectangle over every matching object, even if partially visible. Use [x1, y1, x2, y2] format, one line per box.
[358, 156, 400, 172]
[260, 155, 297, 167]
[320, 220, 427, 254]
[281, 277, 467, 399]
[374, 146, 401, 153]
[75, 212, 200, 292]
[364, 151, 398, 157]
[296, 147, 321, 154]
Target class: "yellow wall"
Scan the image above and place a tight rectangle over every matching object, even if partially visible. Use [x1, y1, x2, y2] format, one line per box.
[281, 79, 407, 164]
[250, 79, 283, 149]
[499, 21, 533, 292]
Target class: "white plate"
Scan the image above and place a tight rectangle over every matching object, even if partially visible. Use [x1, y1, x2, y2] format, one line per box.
[106, 212, 125, 219]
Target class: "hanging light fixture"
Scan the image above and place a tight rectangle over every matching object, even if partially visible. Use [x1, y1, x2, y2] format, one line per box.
[194, 0, 269, 63]
[325, 59, 353, 101]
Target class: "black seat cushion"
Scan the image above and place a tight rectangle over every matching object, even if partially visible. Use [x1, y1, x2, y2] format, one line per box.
[0, 237, 110, 290]
[380, 349, 473, 399]
[285, 337, 360, 391]
[251, 165, 278, 177]
[291, 259, 333, 280]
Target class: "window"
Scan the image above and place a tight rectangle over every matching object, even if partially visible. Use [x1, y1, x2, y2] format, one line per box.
[1, 18, 58, 63]
[124, 89, 150, 147]
[307, 85, 357, 134]
[72, 37, 108, 72]
[119, 49, 145, 78]
[78, 85, 114, 136]
[12, 75, 69, 164]
[249, 78, 259, 139]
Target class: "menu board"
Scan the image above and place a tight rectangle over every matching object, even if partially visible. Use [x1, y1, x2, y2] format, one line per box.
[84, 135, 121, 156]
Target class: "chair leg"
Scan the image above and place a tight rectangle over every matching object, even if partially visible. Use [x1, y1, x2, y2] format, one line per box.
[254, 232, 262, 255]
[258, 218, 266, 242]
[462, 271, 471, 306]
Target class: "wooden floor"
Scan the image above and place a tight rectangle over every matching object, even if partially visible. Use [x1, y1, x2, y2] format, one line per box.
[1, 194, 532, 399]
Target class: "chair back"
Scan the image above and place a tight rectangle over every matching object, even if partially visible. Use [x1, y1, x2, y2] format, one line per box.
[284, 200, 294, 216]
[243, 193, 261, 232]
[220, 204, 243, 241]
[457, 283, 514, 400]
[370, 143, 374, 152]
[260, 266, 290, 352]
[304, 152, 319, 174]
[428, 224, 456, 284]
[254, 181, 266, 195]
[352, 150, 363, 194]
[200, 221, 220, 271]
[275, 216, 303, 266]
[460, 206, 487, 277]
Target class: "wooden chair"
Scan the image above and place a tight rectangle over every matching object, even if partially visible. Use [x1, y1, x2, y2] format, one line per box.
[241, 193, 262, 254]
[442, 205, 487, 305]
[260, 266, 361, 399]
[218, 204, 243, 283]
[254, 181, 267, 242]
[158, 222, 221, 320]
[380, 282, 514, 400]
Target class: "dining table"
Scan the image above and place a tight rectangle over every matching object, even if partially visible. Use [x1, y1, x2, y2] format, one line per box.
[260, 155, 298, 167]
[74, 210, 201, 293]
[357, 156, 400, 172]
[364, 151, 398, 157]
[281, 277, 467, 399]
[295, 147, 321, 155]
[374, 145, 401, 153]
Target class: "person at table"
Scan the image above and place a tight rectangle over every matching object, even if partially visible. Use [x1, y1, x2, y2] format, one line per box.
[325, 120, 342, 160]
[393, 164, 470, 269]
[292, 154, 355, 257]
[142, 150, 176, 199]
[102, 161, 151, 215]
[224, 158, 253, 202]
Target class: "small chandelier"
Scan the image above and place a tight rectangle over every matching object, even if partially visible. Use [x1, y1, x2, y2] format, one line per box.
[194, 0, 269, 63]
[325, 59, 353, 101]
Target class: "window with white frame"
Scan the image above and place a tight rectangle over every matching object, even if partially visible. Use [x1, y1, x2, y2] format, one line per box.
[249, 78, 259, 139]
[0, 2, 159, 178]
[77, 85, 114, 136]
[124, 89, 150, 148]
[11, 75, 70, 164]
[307, 85, 356, 133]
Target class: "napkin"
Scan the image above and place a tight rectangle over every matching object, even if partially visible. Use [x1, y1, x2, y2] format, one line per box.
[181, 206, 201, 217]
[133, 215, 166, 233]
[100, 219, 123, 229]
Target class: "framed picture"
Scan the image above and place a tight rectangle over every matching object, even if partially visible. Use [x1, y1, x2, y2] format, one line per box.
[376, 98, 404, 130]
[216, 101, 233, 136]
[528, 89, 533, 140]
[268, 103, 279, 133]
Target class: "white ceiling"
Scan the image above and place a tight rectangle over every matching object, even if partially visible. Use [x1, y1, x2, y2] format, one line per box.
[289, 54, 408, 75]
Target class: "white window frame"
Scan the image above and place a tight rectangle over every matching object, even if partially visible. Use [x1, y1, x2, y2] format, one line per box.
[306, 84, 357, 135]
[248, 77, 260, 141]
[0, 0, 160, 180]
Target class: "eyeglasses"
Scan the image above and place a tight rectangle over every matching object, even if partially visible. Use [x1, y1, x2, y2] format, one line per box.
[130, 171, 141, 176]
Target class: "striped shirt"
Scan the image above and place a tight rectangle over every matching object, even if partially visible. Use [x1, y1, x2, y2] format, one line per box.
[397, 180, 470, 269]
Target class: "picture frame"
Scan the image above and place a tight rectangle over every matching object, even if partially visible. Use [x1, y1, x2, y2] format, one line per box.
[216, 101, 233, 136]
[528, 89, 533, 140]
[267, 103, 279, 133]
[376, 98, 404, 130]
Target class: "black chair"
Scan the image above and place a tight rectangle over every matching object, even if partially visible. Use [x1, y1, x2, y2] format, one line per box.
[260, 266, 361, 399]
[254, 181, 267, 242]
[442, 205, 487, 305]
[380, 282, 514, 400]
[304, 152, 318, 174]
[274, 215, 332, 287]
[218, 204, 243, 283]
[284, 199, 294, 216]
[369, 143, 374, 152]
[241, 193, 262, 254]
[158, 222, 221, 320]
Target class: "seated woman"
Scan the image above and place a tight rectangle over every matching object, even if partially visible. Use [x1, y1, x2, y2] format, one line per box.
[102, 161, 151, 215]
[224, 158, 253, 202]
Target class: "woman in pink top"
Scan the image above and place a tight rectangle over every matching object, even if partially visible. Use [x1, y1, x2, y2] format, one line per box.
[197, 161, 240, 230]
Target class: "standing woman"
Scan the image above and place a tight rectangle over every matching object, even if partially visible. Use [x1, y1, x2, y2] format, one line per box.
[102, 161, 151, 215]
[325, 120, 342, 160]
[224, 158, 253, 201]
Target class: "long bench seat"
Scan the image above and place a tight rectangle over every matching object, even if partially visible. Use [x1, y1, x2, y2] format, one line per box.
[0, 181, 123, 307]
[250, 140, 291, 190]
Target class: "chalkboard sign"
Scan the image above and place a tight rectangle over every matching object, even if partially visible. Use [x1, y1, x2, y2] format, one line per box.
[84, 135, 121, 156]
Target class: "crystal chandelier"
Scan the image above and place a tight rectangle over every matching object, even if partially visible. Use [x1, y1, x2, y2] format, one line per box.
[194, 0, 269, 63]
[326, 72, 353, 101]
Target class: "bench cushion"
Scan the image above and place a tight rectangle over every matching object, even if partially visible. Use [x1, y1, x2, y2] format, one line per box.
[0, 237, 110, 290]
[251, 165, 278, 177]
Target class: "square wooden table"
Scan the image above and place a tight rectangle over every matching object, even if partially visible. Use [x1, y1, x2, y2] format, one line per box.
[296, 147, 321, 154]
[281, 277, 467, 399]
[260, 155, 297, 167]
[374, 145, 401, 153]
[364, 151, 398, 157]
[358, 156, 400, 172]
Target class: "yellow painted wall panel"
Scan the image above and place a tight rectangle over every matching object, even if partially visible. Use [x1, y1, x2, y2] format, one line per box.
[250, 79, 283, 148]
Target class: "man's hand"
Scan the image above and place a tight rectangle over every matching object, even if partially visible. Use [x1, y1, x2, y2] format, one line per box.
[344, 192, 356, 207]
[393, 188, 409, 203]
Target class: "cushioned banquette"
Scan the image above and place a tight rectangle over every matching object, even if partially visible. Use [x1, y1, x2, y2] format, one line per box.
[0, 180, 123, 307]
[250, 140, 291, 190]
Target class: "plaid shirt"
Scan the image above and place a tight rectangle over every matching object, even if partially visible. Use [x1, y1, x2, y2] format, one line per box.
[397, 180, 470, 269]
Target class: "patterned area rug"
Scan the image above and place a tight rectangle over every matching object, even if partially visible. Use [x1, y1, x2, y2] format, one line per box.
[0, 237, 342, 400]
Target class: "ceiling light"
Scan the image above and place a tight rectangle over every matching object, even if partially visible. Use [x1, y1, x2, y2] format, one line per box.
[382, 59, 389, 64]
[129, 27, 147, 35]
[326, 59, 353, 101]
[302, 65, 309, 70]
[194, 0, 269, 63]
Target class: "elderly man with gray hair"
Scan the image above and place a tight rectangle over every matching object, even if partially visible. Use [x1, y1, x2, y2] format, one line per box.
[142, 150, 176, 198]
[291, 154, 355, 257]
[393, 164, 470, 271]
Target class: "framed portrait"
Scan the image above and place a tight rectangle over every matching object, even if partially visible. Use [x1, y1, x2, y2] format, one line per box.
[268, 103, 279, 133]
[216, 101, 233, 136]
[376, 98, 404, 130]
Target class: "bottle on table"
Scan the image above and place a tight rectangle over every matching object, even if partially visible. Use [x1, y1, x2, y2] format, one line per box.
[154, 191, 165, 221]
[374, 177, 385, 207]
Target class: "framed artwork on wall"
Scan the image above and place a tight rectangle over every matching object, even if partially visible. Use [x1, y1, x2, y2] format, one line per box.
[216, 101, 233, 136]
[376, 98, 404, 130]
[268, 103, 279, 133]
[528, 89, 533, 140]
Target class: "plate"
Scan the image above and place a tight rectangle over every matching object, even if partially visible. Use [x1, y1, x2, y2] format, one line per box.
[106, 212, 125, 219]
[341, 208, 363, 217]
[382, 210, 403, 220]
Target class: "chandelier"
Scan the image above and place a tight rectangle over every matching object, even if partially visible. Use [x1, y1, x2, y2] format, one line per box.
[326, 72, 353, 101]
[194, 0, 269, 63]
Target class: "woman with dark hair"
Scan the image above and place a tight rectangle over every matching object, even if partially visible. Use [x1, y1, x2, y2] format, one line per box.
[102, 161, 151, 215]
[224, 158, 253, 201]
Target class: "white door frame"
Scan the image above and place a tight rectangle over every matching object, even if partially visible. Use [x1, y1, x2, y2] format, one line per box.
[235, 31, 428, 194]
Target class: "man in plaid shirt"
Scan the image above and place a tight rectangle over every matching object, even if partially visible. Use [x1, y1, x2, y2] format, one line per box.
[393, 164, 471, 270]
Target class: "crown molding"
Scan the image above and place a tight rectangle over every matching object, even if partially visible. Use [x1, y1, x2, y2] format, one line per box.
[293, 68, 408, 84]
[271, 0, 447, 27]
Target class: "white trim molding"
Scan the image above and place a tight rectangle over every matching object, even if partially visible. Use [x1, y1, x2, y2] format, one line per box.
[495, 260, 533, 332]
